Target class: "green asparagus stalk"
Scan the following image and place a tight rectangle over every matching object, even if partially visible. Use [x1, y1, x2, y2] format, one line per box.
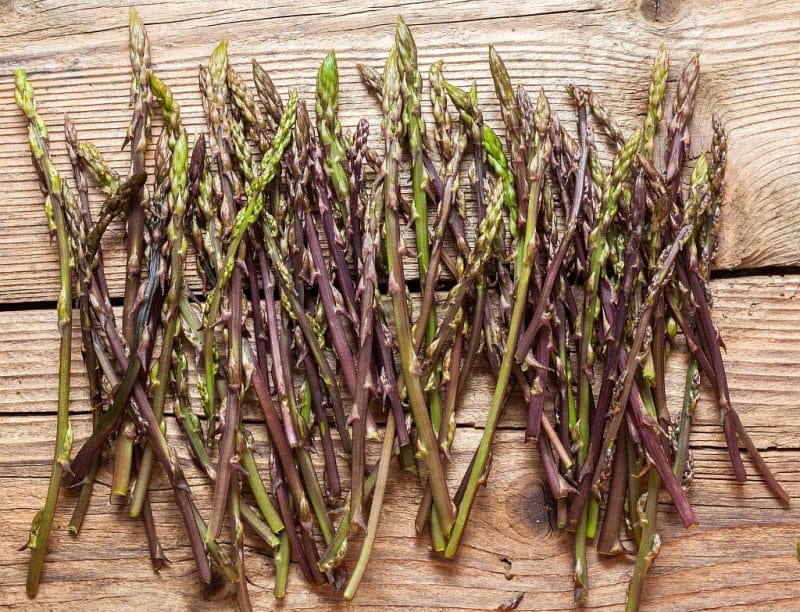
[130, 74, 193, 518]
[642, 44, 669, 161]
[343, 415, 396, 601]
[626, 470, 662, 611]
[382, 46, 455, 535]
[316, 50, 350, 219]
[396, 18, 445, 443]
[445, 90, 551, 558]
[15, 68, 75, 598]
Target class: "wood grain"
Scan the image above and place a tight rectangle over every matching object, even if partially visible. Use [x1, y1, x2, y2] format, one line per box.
[3, 1, 800, 609]
[0, 416, 797, 610]
[2, 0, 800, 302]
[3, 275, 800, 450]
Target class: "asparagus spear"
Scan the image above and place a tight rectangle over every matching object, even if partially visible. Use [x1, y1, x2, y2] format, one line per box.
[316, 50, 351, 220]
[350, 120, 381, 532]
[343, 414, 396, 600]
[396, 18, 446, 450]
[382, 45, 455, 535]
[130, 77, 196, 519]
[15, 69, 75, 598]
[122, 8, 152, 346]
[62, 116, 103, 532]
[445, 90, 551, 558]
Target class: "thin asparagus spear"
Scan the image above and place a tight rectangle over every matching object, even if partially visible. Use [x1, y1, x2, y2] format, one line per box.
[626, 467, 662, 611]
[62, 116, 103, 532]
[445, 90, 551, 558]
[130, 82, 197, 518]
[16, 69, 75, 597]
[199, 41, 238, 439]
[383, 45, 455, 535]
[207, 241, 244, 541]
[343, 414, 396, 601]
[316, 50, 351, 219]
[122, 8, 152, 346]
[308, 121, 360, 328]
[227, 62, 269, 152]
[396, 19, 446, 443]
[350, 128, 381, 532]
[253, 58, 283, 128]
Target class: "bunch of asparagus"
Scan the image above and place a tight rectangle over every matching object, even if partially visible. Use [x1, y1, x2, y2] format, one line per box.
[15, 11, 786, 609]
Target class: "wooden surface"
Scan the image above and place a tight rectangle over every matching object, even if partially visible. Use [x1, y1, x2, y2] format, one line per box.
[1, 0, 799, 609]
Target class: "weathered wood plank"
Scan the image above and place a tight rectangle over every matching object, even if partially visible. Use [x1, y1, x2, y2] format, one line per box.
[3, 276, 798, 455]
[2, 0, 800, 302]
[0, 413, 797, 610]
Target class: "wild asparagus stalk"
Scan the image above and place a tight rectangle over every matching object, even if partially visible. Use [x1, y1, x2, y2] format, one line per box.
[130, 79, 196, 518]
[16, 69, 75, 598]
[62, 115, 103, 532]
[316, 50, 351, 219]
[445, 90, 551, 558]
[208, 239, 244, 540]
[227, 62, 269, 152]
[253, 58, 283, 129]
[343, 414, 396, 601]
[122, 8, 152, 345]
[395, 20, 448, 456]
[199, 41, 238, 438]
[382, 46, 455, 535]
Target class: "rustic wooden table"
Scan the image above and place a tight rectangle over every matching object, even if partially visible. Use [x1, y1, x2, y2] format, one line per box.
[1, 1, 799, 609]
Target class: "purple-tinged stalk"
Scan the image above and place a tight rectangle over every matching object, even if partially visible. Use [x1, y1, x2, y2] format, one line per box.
[569, 171, 645, 529]
[122, 8, 151, 345]
[130, 83, 197, 519]
[62, 116, 103, 533]
[515, 99, 589, 367]
[64, 200, 212, 583]
[260, 214, 353, 452]
[229, 431, 253, 612]
[248, 360, 323, 583]
[297, 118, 358, 394]
[252, 58, 283, 131]
[207, 242, 244, 541]
[200, 87, 297, 448]
[593, 155, 711, 528]
[350, 116, 382, 533]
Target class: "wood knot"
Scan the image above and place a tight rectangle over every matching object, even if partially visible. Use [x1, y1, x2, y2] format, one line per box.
[639, 0, 681, 23]
[505, 478, 557, 536]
